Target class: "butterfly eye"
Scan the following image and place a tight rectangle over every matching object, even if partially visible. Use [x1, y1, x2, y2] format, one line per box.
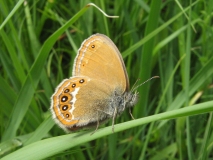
[62, 105, 68, 111]
[61, 96, 68, 102]
[60, 104, 71, 113]
[72, 83, 76, 88]
[63, 112, 72, 119]
[91, 45, 95, 48]
[64, 89, 70, 93]
[79, 79, 85, 83]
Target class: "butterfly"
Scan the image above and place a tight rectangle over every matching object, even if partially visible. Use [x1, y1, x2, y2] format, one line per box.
[50, 33, 139, 133]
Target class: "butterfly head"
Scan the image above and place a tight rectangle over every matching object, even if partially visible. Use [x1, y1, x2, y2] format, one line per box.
[124, 91, 139, 108]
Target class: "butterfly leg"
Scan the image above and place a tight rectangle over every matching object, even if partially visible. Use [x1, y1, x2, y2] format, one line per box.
[97, 109, 112, 116]
[112, 107, 117, 132]
[90, 114, 100, 135]
[122, 101, 126, 111]
[129, 108, 135, 120]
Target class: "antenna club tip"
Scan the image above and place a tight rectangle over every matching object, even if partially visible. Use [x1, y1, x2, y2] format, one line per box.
[153, 76, 160, 78]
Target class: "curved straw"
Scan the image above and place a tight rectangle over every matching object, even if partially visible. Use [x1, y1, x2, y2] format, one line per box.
[87, 3, 119, 18]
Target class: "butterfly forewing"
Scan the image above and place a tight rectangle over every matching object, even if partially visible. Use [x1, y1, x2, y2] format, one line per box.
[72, 34, 129, 92]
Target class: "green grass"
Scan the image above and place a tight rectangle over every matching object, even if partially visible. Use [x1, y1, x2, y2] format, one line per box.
[0, 0, 213, 159]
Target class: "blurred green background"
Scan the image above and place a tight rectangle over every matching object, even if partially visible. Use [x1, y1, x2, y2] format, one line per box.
[0, 0, 213, 159]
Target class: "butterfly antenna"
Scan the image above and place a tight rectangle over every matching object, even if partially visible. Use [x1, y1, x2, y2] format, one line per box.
[132, 76, 160, 91]
[131, 78, 141, 92]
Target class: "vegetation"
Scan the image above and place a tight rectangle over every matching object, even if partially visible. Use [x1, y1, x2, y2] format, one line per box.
[0, 0, 213, 159]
